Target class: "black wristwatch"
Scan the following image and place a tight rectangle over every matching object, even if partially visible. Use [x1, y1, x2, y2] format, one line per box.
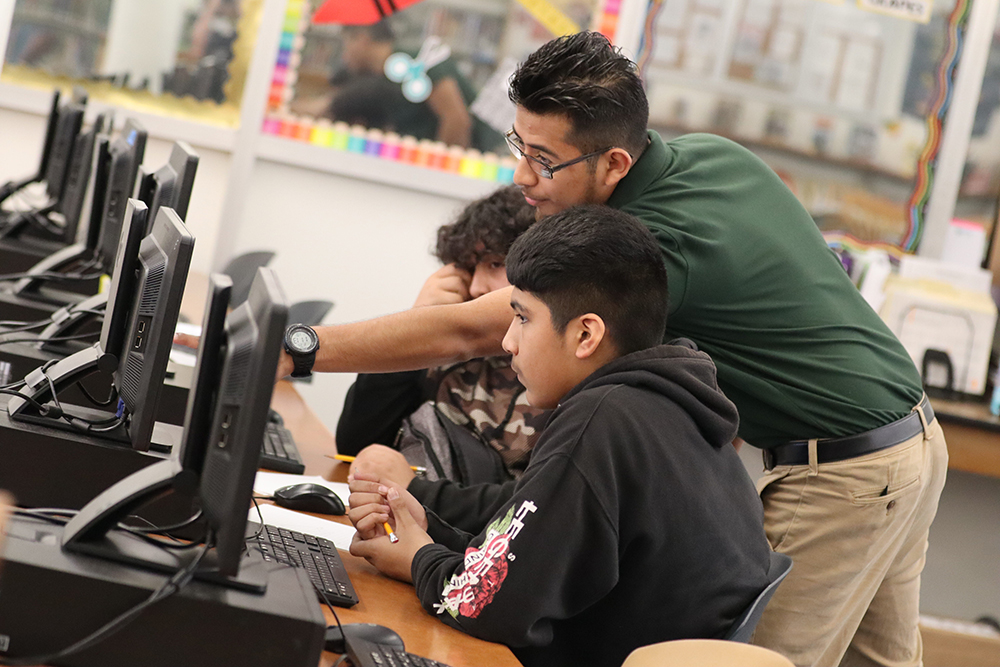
[283, 324, 320, 378]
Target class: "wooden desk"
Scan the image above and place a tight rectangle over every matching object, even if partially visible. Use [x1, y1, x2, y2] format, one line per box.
[271, 382, 522, 667]
[930, 397, 1000, 479]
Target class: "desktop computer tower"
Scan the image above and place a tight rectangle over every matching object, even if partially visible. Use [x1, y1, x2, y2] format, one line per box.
[0, 397, 194, 527]
[0, 288, 95, 323]
[0, 515, 326, 667]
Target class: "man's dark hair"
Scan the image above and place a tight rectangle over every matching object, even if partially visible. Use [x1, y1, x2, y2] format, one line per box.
[509, 31, 649, 159]
[505, 205, 667, 356]
[328, 73, 403, 128]
[342, 19, 394, 43]
[435, 185, 536, 272]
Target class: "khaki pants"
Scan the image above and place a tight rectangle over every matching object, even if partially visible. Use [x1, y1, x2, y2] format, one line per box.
[752, 406, 948, 667]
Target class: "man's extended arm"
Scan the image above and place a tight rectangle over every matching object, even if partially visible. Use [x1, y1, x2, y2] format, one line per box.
[276, 287, 513, 379]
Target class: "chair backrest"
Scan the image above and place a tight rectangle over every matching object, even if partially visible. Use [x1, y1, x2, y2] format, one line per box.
[222, 250, 276, 307]
[725, 551, 793, 643]
[622, 639, 794, 667]
[288, 300, 334, 327]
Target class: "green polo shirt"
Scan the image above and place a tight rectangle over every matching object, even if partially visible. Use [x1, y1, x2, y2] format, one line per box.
[607, 131, 923, 448]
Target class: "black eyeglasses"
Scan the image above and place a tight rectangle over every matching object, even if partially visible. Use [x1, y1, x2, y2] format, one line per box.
[504, 129, 611, 179]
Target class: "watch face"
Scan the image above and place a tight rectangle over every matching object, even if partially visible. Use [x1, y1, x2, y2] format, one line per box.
[289, 329, 315, 352]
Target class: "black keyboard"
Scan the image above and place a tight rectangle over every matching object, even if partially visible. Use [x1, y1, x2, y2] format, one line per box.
[251, 523, 359, 607]
[260, 420, 306, 474]
[346, 637, 453, 667]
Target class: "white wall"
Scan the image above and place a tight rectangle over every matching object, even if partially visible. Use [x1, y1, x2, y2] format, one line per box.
[233, 158, 471, 434]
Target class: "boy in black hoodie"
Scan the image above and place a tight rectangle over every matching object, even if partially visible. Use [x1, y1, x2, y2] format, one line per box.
[348, 205, 772, 667]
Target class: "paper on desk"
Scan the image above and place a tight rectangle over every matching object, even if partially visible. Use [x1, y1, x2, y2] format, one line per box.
[253, 471, 351, 508]
[248, 503, 356, 551]
[170, 322, 203, 367]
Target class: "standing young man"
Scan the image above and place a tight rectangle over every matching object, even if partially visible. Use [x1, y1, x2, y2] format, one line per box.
[282, 32, 947, 666]
[347, 206, 772, 667]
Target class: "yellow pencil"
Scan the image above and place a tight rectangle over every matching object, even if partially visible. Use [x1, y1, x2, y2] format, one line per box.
[384, 521, 399, 543]
[330, 453, 426, 475]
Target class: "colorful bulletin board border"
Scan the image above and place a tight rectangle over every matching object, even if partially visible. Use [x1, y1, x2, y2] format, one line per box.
[262, 0, 621, 183]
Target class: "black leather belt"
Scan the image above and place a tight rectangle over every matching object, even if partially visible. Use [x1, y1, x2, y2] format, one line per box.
[763, 395, 934, 470]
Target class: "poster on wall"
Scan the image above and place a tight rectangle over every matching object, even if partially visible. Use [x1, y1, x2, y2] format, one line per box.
[857, 0, 933, 24]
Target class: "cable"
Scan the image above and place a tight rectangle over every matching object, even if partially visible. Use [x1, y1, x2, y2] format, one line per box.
[0, 534, 215, 666]
[0, 332, 98, 347]
[0, 318, 51, 331]
[123, 509, 204, 536]
[0, 269, 105, 283]
[12, 507, 78, 526]
[0, 387, 55, 416]
[76, 381, 117, 407]
[245, 496, 266, 543]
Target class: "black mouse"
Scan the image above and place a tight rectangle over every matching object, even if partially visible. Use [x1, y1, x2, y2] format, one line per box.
[272, 483, 345, 515]
[324, 623, 405, 654]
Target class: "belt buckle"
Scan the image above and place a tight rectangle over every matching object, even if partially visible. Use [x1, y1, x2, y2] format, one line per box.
[762, 448, 775, 471]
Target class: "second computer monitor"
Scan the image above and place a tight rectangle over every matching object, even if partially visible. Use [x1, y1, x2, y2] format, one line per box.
[95, 119, 148, 272]
[98, 199, 148, 368]
[42, 102, 85, 205]
[137, 141, 199, 229]
[114, 207, 193, 451]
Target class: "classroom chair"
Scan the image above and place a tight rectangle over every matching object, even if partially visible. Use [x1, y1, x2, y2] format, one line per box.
[288, 300, 334, 327]
[725, 551, 793, 642]
[222, 250, 275, 307]
[621, 639, 794, 667]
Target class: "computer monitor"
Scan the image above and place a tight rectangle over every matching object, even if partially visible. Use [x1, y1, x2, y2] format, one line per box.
[29, 195, 144, 349]
[177, 274, 232, 476]
[114, 206, 194, 451]
[137, 141, 199, 228]
[95, 119, 148, 272]
[0, 90, 62, 208]
[198, 268, 288, 575]
[52, 111, 110, 245]
[84, 135, 111, 254]
[42, 102, 85, 205]
[34, 89, 64, 184]
[98, 199, 148, 366]
[61, 268, 288, 586]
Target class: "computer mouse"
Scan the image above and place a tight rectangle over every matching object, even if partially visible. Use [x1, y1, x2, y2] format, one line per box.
[324, 623, 405, 654]
[272, 483, 345, 516]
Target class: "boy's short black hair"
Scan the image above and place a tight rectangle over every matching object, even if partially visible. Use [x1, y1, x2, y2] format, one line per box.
[505, 205, 667, 356]
[435, 185, 536, 272]
[509, 31, 649, 159]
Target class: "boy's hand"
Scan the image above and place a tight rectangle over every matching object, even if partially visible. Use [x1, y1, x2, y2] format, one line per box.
[173, 332, 200, 349]
[349, 444, 416, 488]
[413, 264, 472, 308]
[347, 471, 427, 540]
[350, 487, 433, 583]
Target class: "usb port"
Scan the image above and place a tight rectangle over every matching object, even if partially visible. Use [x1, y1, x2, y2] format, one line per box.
[137, 320, 146, 333]
[134, 334, 143, 349]
[218, 431, 228, 448]
[221, 412, 232, 429]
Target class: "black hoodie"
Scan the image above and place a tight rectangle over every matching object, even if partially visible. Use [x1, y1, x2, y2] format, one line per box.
[410, 341, 772, 667]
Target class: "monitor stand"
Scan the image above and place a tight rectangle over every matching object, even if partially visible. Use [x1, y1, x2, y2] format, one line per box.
[62, 459, 266, 593]
[9, 241, 100, 297]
